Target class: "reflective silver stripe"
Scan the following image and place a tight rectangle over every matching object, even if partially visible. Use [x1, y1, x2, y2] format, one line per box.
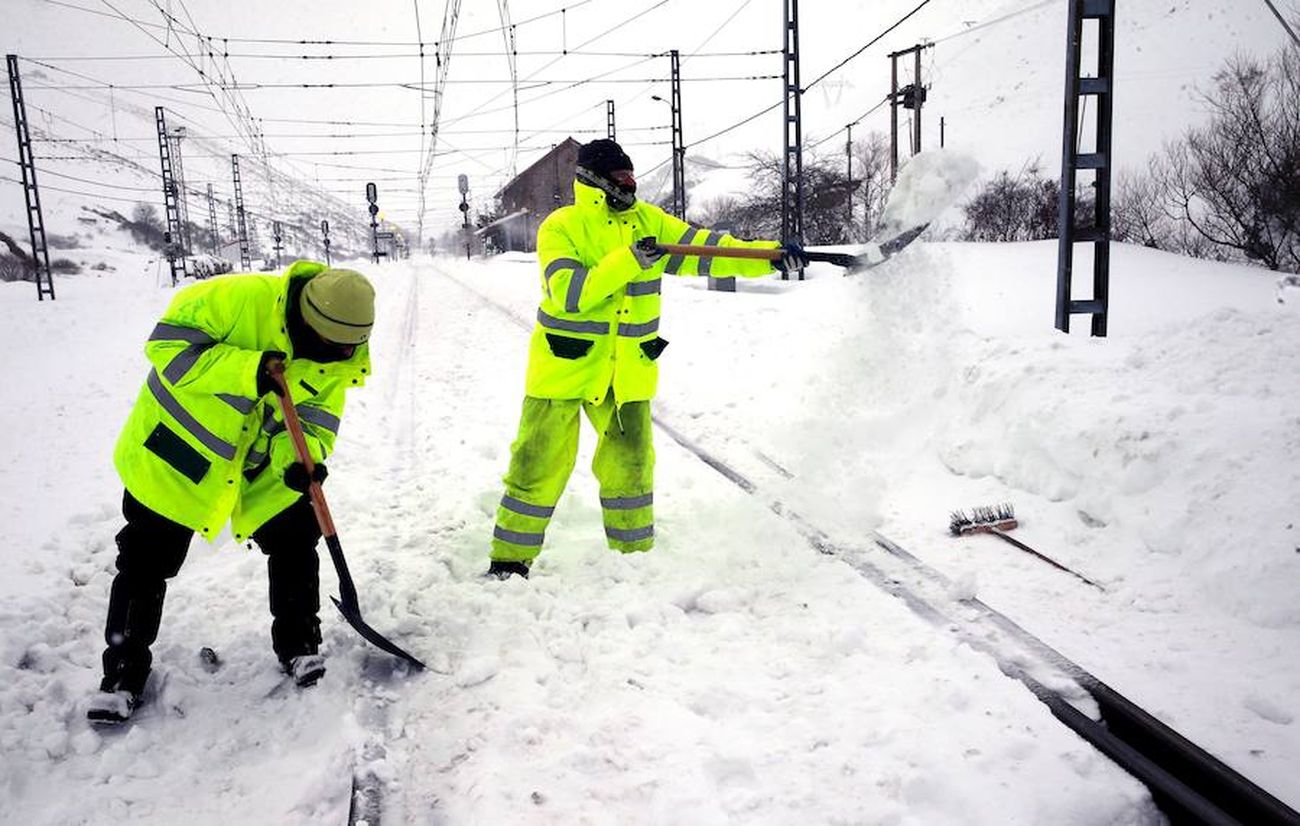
[545, 258, 585, 280]
[605, 525, 654, 543]
[245, 449, 267, 466]
[146, 369, 237, 461]
[162, 342, 214, 384]
[565, 265, 591, 313]
[601, 493, 653, 510]
[697, 231, 725, 277]
[297, 405, 340, 434]
[494, 525, 545, 547]
[626, 278, 662, 296]
[501, 495, 555, 519]
[537, 308, 609, 335]
[663, 226, 699, 275]
[618, 318, 659, 337]
[216, 393, 256, 415]
[149, 323, 214, 344]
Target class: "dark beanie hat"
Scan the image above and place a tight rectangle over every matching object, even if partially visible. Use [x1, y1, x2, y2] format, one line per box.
[577, 139, 633, 176]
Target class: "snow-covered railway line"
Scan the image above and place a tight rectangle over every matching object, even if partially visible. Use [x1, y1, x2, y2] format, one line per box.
[651, 420, 1300, 826]
[434, 264, 1299, 826]
[341, 269, 426, 825]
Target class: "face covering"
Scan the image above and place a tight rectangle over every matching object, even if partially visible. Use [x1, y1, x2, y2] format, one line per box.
[576, 165, 637, 211]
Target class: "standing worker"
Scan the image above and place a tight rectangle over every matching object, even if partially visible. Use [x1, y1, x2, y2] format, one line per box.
[87, 261, 376, 724]
[487, 138, 809, 578]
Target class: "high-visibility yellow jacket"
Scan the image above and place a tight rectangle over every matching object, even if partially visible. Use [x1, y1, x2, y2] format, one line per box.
[113, 260, 370, 542]
[526, 180, 779, 403]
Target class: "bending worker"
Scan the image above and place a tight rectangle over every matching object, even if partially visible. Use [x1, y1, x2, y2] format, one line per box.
[88, 261, 375, 724]
[488, 138, 809, 579]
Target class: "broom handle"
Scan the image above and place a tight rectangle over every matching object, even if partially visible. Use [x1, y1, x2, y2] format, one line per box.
[990, 529, 1105, 591]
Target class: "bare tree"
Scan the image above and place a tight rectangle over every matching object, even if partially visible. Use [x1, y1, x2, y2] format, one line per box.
[853, 132, 892, 240]
[1157, 50, 1300, 272]
[723, 151, 860, 244]
[961, 163, 1067, 242]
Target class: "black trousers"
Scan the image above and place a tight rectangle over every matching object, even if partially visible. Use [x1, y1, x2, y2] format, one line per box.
[101, 491, 322, 693]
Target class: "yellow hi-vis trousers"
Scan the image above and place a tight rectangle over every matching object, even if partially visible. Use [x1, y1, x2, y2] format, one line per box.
[491, 391, 654, 562]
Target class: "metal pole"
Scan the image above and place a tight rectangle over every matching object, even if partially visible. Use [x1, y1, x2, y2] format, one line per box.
[155, 107, 185, 285]
[366, 182, 381, 264]
[780, 0, 805, 278]
[321, 219, 332, 267]
[6, 54, 55, 300]
[231, 154, 251, 272]
[889, 52, 899, 184]
[272, 220, 283, 270]
[606, 99, 616, 140]
[845, 123, 853, 234]
[669, 50, 686, 220]
[913, 47, 923, 156]
[205, 183, 219, 255]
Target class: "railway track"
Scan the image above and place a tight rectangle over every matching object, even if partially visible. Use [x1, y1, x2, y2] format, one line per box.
[441, 265, 1300, 826]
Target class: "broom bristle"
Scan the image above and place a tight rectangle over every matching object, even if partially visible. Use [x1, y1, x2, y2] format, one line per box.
[950, 502, 1016, 535]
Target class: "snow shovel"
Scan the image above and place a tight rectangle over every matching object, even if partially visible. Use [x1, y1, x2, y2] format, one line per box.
[269, 362, 426, 670]
[650, 224, 928, 273]
[949, 503, 1104, 591]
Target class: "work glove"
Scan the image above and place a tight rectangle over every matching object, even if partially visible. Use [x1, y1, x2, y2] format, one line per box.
[773, 240, 810, 273]
[256, 351, 288, 397]
[631, 236, 666, 269]
[284, 462, 328, 493]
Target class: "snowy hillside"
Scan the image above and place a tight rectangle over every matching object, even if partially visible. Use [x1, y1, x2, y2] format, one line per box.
[1, 236, 1297, 823]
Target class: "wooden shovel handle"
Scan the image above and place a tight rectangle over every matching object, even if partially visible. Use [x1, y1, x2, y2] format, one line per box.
[268, 360, 337, 538]
[654, 243, 782, 261]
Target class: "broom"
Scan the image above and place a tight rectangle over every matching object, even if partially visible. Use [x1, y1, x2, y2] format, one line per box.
[949, 503, 1104, 591]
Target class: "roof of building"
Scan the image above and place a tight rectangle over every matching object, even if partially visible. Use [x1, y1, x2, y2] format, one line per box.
[496, 137, 582, 200]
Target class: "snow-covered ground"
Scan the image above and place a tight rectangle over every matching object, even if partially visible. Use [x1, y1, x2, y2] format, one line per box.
[1, 221, 1296, 822]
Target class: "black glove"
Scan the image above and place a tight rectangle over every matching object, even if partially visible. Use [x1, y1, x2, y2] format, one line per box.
[631, 236, 666, 269]
[774, 240, 810, 273]
[284, 462, 327, 493]
[256, 351, 288, 397]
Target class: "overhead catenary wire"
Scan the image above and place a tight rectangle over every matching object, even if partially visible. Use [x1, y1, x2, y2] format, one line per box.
[1260, 0, 1300, 47]
[38, 0, 594, 49]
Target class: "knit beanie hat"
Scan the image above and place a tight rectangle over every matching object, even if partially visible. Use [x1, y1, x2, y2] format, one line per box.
[300, 268, 375, 345]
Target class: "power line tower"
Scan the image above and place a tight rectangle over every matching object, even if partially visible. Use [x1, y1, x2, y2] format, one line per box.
[5, 54, 56, 301]
[154, 106, 186, 285]
[1055, 0, 1116, 336]
[888, 43, 931, 184]
[780, 0, 804, 278]
[231, 154, 252, 271]
[668, 50, 686, 220]
[205, 184, 219, 255]
[606, 99, 616, 140]
[167, 126, 192, 256]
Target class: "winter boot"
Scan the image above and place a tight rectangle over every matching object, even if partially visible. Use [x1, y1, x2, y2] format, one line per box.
[284, 653, 327, 688]
[486, 559, 530, 580]
[86, 688, 140, 725]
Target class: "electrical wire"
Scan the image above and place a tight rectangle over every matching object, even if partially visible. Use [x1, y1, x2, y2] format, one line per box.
[1260, 0, 1300, 47]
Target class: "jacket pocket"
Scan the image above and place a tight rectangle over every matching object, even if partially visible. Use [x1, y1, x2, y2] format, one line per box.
[639, 337, 669, 361]
[143, 423, 211, 484]
[546, 333, 595, 360]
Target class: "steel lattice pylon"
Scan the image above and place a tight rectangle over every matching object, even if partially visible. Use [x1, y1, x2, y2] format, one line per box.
[6, 54, 55, 300]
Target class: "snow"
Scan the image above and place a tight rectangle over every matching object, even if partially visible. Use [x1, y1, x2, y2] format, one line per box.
[2, 0, 1297, 821]
[1, 228, 1296, 822]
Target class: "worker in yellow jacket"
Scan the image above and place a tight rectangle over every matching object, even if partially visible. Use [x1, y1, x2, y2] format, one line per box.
[87, 261, 375, 724]
[488, 139, 809, 579]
